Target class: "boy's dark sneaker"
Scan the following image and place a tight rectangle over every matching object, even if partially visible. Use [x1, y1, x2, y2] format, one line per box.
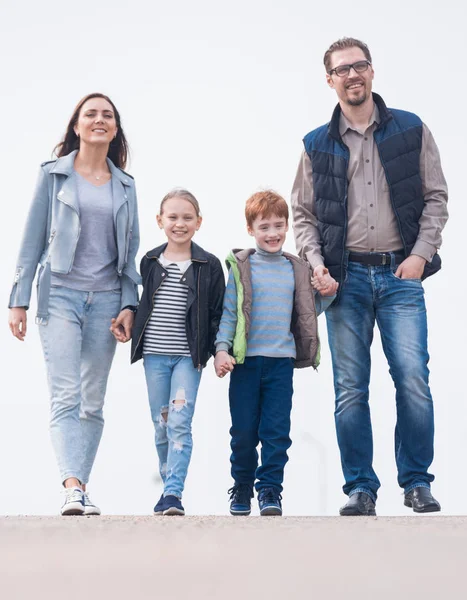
[162, 495, 185, 516]
[258, 487, 282, 516]
[153, 494, 165, 515]
[228, 483, 254, 516]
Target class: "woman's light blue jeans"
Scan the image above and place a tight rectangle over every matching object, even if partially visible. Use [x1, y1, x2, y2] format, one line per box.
[39, 286, 121, 484]
[143, 354, 202, 498]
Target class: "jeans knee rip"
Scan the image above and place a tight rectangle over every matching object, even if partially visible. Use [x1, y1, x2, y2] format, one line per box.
[171, 388, 187, 412]
[159, 406, 169, 427]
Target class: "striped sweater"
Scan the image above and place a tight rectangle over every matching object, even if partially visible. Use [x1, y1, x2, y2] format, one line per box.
[216, 247, 296, 359]
[143, 256, 191, 356]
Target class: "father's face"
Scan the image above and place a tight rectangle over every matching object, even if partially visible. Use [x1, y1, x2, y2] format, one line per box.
[326, 47, 374, 107]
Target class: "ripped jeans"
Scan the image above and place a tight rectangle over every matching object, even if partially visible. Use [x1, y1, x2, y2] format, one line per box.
[143, 354, 202, 498]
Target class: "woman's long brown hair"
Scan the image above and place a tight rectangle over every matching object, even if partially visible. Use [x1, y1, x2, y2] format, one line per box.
[54, 93, 129, 169]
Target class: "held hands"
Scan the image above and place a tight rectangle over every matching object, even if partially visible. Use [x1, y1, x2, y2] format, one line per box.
[8, 308, 27, 341]
[311, 265, 339, 297]
[394, 255, 426, 280]
[214, 350, 236, 378]
[109, 309, 135, 343]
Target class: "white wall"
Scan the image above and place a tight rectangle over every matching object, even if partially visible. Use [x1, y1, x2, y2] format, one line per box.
[1, 0, 464, 515]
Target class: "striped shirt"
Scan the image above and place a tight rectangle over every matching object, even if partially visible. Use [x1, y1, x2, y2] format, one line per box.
[216, 247, 296, 359]
[143, 255, 191, 356]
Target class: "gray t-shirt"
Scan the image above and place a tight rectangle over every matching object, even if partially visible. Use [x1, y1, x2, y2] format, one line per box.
[51, 172, 120, 291]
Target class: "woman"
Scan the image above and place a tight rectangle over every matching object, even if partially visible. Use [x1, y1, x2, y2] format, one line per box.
[8, 93, 140, 515]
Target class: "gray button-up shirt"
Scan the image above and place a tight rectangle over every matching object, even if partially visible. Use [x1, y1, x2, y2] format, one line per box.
[291, 105, 448, 270]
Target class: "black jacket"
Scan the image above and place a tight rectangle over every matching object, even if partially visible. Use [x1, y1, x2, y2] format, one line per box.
[131, 242, 225, 368]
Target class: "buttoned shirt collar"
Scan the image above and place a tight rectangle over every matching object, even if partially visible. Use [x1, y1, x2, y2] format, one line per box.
[339, 104, 380, 137]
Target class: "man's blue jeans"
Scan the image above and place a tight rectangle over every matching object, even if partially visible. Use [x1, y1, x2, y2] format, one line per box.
[229, 356, 293, 493]
[326, 257, 435, 501]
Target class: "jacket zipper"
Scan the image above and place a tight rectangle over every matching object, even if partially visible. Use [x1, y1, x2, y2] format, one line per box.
[197, 265, 201, 371]
[124, 228, 133, 264]
[190, 258, 207, 371]
[131, 257, 165, 362]
[59, 197, 81, 271]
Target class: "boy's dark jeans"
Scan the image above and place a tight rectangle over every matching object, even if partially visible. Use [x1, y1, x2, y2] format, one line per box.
[229, 356, 293, 493]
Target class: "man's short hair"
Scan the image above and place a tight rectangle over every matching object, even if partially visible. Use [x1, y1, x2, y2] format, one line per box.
[323, 37, 372, 73]
[245, 190, 289, 228]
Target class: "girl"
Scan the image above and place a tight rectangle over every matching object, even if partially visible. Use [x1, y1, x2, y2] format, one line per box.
[121, 189, 224, 515]
[8, 93, 140, 516]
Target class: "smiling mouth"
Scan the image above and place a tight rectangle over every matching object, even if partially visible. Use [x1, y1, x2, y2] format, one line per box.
[346, 82, 364, 90]
[92, 128, 107, 133]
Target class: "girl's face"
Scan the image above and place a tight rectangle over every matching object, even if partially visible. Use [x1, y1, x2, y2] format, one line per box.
[74, 98, 118, 147]
[157, 197, 202, 248]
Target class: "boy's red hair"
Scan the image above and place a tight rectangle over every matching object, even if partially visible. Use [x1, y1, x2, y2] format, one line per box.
[245, 190, 289, 228]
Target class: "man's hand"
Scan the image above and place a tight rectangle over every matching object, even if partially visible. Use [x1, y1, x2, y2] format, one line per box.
[311, 265, 339, 296]
[110, 309, 135, 343]
[214, 350, 236, 378]
[394, 255, 426, 280]
[9, 308, 27, 341]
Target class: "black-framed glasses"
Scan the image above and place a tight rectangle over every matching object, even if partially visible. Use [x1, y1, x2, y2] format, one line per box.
[329, 60, 371, 77]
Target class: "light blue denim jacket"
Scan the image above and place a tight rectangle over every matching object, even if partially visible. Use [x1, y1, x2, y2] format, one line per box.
[9, 150, 141, 322]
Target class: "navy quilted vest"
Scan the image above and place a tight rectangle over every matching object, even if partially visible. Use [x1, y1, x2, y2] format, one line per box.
[303, 93, 441, 293]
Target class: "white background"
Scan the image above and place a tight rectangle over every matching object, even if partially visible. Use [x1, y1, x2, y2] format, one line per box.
[0, 0, 465, 516]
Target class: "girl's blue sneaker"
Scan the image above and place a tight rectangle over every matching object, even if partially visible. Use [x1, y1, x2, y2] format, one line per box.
[162, 495, 185, 516]
[153, 494, 165, 515]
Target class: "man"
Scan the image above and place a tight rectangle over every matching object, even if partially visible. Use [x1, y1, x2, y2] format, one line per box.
[291, 37, 448, 516]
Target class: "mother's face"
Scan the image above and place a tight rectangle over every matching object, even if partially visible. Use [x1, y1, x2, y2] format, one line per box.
[74, 97, 118, 147]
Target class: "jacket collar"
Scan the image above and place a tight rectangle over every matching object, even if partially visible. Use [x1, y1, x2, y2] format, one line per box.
[50, 149, 133, 186]
[232, 248, 256, 262]
[146, 241, 208, 262]
[328, 92, 392, 142]
[231, 247, 303, 267]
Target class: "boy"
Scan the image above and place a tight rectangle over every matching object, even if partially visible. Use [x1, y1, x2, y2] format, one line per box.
[214, 190, 335, 516]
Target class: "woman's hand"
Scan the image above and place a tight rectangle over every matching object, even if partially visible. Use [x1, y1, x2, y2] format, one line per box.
[9, 308, 27, 341]
[110, 309, 134, 343]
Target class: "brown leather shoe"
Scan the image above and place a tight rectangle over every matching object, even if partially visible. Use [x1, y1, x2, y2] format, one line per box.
[339, 492, 376, 516]
[404, 487, 441, 513]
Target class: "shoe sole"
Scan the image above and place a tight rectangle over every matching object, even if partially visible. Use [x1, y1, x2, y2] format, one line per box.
[230, 509, 251, 516]
[339, 508, 376, 516]
[84, 508, 101, 516]
[153, 510, 164, 516]
[260, 507, 282, 516]
[163, 507, 185, 516]
[61, 503, 85, 516]
[404, 499, 441, 513]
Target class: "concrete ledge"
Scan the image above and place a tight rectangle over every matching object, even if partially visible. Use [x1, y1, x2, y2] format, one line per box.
[1, 516, 466, 599]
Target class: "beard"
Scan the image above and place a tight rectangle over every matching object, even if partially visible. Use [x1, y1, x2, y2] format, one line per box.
[346, 90, 367, 106]
[344, 80, 369, 106]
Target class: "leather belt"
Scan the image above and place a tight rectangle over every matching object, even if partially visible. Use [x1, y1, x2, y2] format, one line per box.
[348, 250, 405, 266]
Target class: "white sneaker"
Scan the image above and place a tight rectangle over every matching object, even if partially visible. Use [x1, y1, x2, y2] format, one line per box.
[61, 487, 85, 516]
[83, 492, 101, 516]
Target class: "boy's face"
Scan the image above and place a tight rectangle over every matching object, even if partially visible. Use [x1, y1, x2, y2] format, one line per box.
[248, 214, 288, 253]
